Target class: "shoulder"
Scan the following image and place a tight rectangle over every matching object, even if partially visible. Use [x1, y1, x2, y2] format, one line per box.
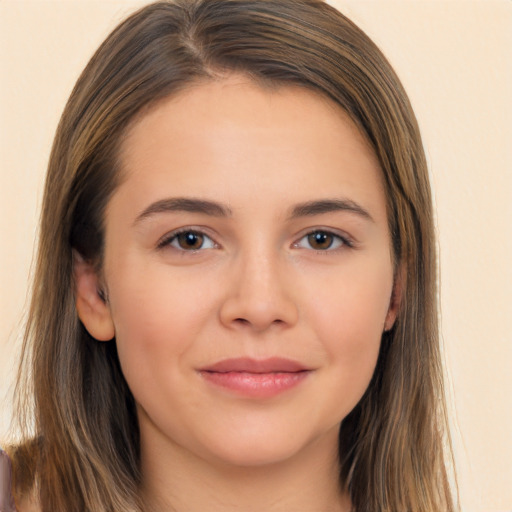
[1, 442, 41, 512]
[1, 447, 16, 512]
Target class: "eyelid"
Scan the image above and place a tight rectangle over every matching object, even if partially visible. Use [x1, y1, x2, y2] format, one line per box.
[292, 228, 354, 251]
[157, 227, 219, 251]
[155, 226, 354, 252]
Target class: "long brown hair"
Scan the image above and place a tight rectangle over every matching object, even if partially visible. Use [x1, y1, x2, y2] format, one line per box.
[9, 1, 457, 510]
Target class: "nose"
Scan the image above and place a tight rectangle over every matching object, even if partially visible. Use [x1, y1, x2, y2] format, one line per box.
[219, 250, 299, 332]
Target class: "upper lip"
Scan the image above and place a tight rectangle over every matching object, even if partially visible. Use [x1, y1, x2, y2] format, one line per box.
[200, 357, 310, 374]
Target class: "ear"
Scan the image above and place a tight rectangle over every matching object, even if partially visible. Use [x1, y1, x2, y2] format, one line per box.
[384, 264, 405, 332]
[73, 250, 115, 341]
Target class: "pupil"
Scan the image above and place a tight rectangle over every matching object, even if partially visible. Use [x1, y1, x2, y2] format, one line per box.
[309, 232, 332, 249]
[179, 232, 202, 249]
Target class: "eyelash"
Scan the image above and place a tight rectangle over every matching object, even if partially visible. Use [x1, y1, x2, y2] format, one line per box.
[157, 228, 217, 251]
[157, 228, 353, 252]
[294, 230, 353, 251]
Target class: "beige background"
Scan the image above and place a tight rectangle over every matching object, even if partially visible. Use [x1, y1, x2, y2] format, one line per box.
[1, 1, 511, 510]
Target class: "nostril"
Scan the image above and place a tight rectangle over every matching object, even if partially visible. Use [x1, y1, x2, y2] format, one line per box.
[219, 290, 299, 331]
[234, 317, 285, 328]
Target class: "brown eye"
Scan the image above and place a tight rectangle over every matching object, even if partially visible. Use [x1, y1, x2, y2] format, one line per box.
[176, 231, 205, 250]
[158, 230, 216, 251]
[307, 231, 334, 250]
[295, 230, 347, 251]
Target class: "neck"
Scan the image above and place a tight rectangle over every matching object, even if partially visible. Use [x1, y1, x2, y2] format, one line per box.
[139, 424, 351, 512]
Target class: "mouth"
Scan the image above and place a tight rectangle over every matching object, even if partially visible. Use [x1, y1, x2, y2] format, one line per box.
[198, 357, 312, 399]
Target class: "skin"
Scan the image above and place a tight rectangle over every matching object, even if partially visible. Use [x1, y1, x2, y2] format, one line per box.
[75, 76, 399, 512]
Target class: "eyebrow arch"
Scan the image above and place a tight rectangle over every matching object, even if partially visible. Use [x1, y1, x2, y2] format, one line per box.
[134, 197, 232, 225]
[289, 199, 374, 222]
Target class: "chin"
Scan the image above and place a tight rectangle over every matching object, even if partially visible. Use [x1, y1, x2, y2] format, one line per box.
[208, 441, 307, 468]
[196, 420, 340, 470]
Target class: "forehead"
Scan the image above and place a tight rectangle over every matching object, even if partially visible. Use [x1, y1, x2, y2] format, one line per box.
[113, 75, 386, 222]
[121, 76, 377, 165]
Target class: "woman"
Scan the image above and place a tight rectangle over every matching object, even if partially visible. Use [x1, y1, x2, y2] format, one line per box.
[3, 1, 457, 510]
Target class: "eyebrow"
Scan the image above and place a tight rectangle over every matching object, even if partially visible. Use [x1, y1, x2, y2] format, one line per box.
[134, 197, 232, 224]
[134, 196, 373, 225]
[289, 199, 374, 222]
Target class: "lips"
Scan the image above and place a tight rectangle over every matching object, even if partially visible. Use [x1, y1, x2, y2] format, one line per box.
[202, 357, 309, 374]
[198, 357, 312, 398]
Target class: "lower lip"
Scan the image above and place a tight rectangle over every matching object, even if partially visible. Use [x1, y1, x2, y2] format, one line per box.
[199, 370, 310, 398]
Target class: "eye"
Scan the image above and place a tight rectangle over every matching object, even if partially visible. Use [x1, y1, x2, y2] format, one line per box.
[295, 230, 349, 251]
[159, 230, 216, 251]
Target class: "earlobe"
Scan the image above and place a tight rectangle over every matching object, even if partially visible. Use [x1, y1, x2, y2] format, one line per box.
[384, 264, 405, 332]
[73, 250, 115, 341]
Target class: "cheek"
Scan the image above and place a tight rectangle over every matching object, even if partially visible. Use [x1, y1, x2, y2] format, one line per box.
[304, 257, 393, 397]
[106, 267, 216, 392]
[313, 252, 392, 334]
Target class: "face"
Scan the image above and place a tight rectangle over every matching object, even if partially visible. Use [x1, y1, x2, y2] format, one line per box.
[77, 76, 398, 471]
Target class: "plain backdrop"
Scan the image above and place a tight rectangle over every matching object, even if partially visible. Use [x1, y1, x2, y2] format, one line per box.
[1, 1, 511, 510]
